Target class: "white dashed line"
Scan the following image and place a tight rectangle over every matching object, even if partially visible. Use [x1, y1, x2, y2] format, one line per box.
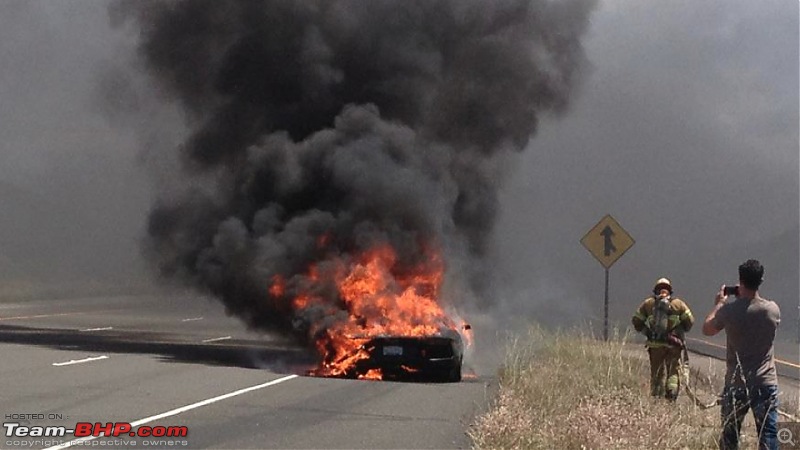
[80, 327, 113, 332]
[0, 312, 92, 321]
[0, 304, 27, 310]
[181, 317, 204, 322]
[202, 336, 232, 343]
[52, 356, 109, 367]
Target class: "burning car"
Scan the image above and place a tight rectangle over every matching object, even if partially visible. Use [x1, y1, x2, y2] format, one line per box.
[349, 327, 467, 382]
[270, 243, 472, 382]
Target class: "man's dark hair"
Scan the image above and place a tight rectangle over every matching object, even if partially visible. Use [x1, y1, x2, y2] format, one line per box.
[739, 259, 764, 290]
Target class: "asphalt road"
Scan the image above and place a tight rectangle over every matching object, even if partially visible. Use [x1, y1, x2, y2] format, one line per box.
[687, 336, 800, 382]
[0, 293, 496, 450]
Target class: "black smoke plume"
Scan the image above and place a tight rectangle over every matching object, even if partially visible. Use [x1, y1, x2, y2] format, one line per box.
[114, 0, 596, 339]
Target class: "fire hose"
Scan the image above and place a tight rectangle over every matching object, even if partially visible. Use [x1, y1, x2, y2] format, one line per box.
[681, 346, 720, 409]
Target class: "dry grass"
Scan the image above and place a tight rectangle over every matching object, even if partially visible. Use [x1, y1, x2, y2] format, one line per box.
[469, 326, 767, 449]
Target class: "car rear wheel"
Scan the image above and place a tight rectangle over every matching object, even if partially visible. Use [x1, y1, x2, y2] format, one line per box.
[447, 359, 462, 382]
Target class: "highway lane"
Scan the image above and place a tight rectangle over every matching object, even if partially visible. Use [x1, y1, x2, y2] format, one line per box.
[687, 336, 800, 381]
[0, 293, 494, 449]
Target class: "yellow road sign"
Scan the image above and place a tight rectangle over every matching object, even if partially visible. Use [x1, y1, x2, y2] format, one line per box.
[581, 214, 635, 269]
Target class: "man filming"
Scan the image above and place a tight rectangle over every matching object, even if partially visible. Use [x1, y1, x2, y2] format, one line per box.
[703, 259, 780, 450]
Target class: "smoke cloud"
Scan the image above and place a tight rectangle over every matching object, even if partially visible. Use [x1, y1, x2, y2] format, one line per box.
[114, 0, 597, 342]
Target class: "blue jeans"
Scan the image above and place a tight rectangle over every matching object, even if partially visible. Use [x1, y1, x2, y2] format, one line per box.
[719, 384, 779, 450]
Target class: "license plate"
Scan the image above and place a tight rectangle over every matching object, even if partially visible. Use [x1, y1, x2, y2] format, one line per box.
[383, 346, 403, 356]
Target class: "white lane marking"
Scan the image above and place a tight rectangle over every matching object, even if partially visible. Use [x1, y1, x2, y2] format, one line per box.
[0, 311, 92, 321]
[201, 336, 231, 343]
[52, 356, 109, 367]
[42, 374, 299, 450]
[81, 327, 113, 332]
[0, 304, 28, 310]
[181, 317, 204, 322]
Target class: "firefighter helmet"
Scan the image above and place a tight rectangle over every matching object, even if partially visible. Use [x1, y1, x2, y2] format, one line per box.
[653, 277, 673, 294]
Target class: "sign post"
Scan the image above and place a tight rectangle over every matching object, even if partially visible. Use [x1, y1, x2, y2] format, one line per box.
[581, 214, 635, 340]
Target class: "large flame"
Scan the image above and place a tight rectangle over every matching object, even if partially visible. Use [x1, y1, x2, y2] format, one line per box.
[269, 241, 468, 379]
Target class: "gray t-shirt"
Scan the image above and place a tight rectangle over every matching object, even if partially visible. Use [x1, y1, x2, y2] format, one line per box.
[711, 295, 780, 387]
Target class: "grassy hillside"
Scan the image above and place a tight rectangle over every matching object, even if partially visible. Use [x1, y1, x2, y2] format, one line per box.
[469, 327, 769, 449]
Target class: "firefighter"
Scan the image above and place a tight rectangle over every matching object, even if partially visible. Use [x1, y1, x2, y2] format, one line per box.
[632, 278, 694, 400]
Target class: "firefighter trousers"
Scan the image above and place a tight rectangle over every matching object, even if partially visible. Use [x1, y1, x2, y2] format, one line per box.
[647, 346, 683, 399]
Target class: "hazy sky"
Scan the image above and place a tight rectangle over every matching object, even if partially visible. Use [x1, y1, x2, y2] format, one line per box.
[491, 0, 799, 331]
[0, 1, 172, 283]
[0, 1, 796, 333]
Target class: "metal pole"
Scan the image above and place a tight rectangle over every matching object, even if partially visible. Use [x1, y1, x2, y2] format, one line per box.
[604, 268, 609, 341]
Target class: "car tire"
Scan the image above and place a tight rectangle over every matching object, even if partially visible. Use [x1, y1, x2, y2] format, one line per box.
[448, 360, 462, 382]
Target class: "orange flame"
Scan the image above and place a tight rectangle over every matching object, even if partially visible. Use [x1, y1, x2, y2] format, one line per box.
[358, 369, 383, 380]
[268, 275, 285, 298]
[269, 241, 464, 379]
